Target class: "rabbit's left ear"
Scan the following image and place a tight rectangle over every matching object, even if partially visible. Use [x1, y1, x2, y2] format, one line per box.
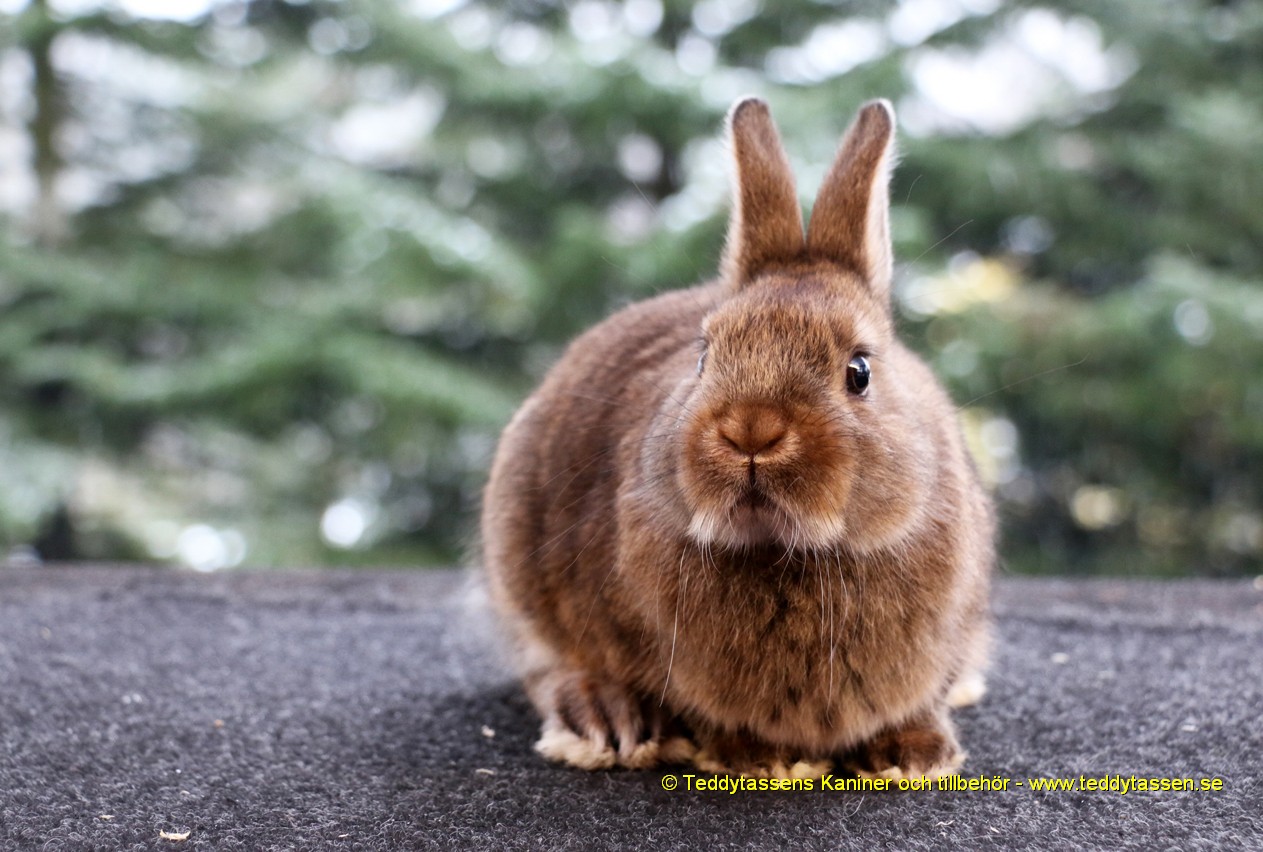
[720, 98, 806, 287]
[806, 100, 896, 299]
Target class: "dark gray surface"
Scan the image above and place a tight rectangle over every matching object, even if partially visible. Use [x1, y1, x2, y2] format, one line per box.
[1, 565, 1260, 851]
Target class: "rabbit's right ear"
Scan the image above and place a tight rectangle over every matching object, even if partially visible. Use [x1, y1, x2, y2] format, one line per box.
[720, 98, 805, 288]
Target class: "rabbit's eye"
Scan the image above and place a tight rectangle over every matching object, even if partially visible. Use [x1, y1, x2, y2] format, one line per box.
[697, 346, 708, 376]
[846, 355, 871, 396]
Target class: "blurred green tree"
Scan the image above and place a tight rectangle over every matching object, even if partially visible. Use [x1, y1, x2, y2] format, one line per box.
[0, 0, 1259, 574]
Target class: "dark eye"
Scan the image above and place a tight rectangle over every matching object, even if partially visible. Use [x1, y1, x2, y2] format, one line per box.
[697, 344, 708, 376]
[846, 354, 871, 396]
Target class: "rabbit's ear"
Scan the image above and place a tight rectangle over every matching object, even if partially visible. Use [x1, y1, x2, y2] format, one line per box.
[720, 98, 805, 287]
[806, 100, 896, 298]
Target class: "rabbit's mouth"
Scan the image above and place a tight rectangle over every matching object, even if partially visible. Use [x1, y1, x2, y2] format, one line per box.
[721, 487, 789, 546]
[686, 479, 850, 552]
[734, 487, 771, 512]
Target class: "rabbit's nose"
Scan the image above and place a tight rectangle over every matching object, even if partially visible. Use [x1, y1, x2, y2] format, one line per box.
[717, 405, 789, 458]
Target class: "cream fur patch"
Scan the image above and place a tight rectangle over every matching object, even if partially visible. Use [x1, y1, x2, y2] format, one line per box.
[946, 670, 987, 709]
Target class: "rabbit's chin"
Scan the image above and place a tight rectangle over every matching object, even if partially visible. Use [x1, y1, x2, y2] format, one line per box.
[686, 497, 845, 552]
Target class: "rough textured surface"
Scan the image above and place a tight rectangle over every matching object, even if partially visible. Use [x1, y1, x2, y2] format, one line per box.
[1, 565, 1260, 850]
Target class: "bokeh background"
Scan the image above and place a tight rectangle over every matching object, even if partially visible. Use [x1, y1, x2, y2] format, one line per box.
[1, 0, 1260, 576]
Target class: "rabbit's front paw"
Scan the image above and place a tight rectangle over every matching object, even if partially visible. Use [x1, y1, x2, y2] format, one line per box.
[533, 671, 695, 770]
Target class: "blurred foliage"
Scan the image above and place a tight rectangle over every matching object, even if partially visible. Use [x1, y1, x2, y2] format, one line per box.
[0, 0, 1260, 575]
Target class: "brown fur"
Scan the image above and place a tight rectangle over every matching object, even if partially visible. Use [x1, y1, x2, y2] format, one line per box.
[482, 98, 995, 778]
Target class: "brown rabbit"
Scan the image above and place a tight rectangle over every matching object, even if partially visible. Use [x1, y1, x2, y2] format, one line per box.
[482, 97, 994, 780]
